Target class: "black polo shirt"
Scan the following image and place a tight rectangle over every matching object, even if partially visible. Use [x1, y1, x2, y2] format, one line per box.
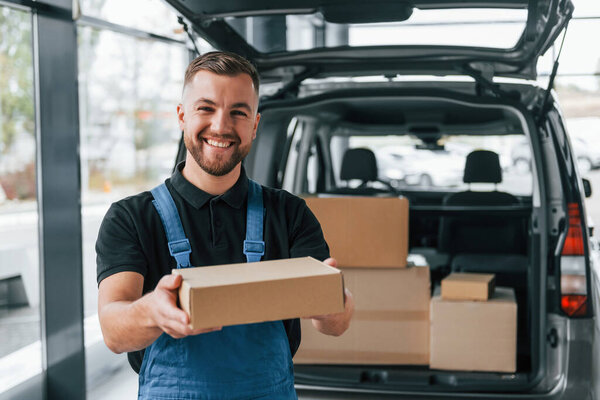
[96, 162, 330, 294]
[97, 163, 330, 371]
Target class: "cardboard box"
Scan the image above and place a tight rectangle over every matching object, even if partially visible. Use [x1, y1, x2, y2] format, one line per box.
[430, 287, 517, 373]
[304, 197, 409, 268]
[441, 272, 495, 301]
[173, 257, 344, 330]
[294, 265, 430, 365]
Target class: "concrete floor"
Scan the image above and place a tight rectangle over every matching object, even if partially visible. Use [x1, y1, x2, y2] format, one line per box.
[87, 359, 138, 400]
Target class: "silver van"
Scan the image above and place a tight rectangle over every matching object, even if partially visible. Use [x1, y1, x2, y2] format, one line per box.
[168, 0, 598, 398]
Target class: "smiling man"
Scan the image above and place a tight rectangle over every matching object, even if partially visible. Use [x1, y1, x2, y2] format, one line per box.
[96, 51, 353, 400]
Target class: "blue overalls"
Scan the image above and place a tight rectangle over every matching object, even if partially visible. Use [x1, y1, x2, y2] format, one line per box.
[138, 180, 297, 400]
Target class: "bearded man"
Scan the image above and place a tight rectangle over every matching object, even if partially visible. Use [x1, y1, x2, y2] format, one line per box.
[96, 51, 353, 400]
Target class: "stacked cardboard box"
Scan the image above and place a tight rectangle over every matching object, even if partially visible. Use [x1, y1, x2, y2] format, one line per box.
[430, 273, 517, 373]
[295, 197, 431, 365]
[303, 197, 409, 268]
[441, 272, 495, 301]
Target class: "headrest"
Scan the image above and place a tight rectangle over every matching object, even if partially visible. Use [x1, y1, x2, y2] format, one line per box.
[340, 148, 378, 182]
[463, 150, 502, 184]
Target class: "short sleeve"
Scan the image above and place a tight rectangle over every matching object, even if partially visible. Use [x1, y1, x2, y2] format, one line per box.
[96, 203, 147, 285]
[289, 199, 330, 261]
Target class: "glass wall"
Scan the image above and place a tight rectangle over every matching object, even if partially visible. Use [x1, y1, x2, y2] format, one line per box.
[0, 4, 41, 395]
[80, 0, 186, 40]
[76, 1, 215, 394]
[551, 4, 600, 235]
[79, 25, 188, 323]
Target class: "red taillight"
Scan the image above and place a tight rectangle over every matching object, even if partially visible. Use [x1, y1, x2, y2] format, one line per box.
[561, 295, 588, 317]
[562, 203, 585, 256]
[560, 203, 589, 317]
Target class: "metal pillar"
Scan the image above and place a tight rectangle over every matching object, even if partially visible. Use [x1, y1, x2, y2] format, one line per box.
[32, 0, 85, 399]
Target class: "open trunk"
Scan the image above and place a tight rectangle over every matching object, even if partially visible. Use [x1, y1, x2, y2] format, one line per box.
[245, 82, 549, 394]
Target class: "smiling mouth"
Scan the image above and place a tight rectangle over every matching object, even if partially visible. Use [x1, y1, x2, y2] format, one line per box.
[203, 138, 234, 148]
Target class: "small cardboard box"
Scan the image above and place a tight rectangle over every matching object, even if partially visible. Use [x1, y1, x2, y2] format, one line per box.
[174, 257, 345, 330]
[294, 265, 430, 365]
[441, 272, 495, 301]
[430, 287, 517, 373]
[304, 197, 409, 268]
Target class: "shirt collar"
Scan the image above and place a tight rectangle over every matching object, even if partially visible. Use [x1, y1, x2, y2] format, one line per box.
[170, 161, 248, 210]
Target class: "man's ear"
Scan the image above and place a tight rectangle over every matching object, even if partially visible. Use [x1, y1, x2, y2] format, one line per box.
[252, 113, 261, 140]
[177, 104, 185, 131]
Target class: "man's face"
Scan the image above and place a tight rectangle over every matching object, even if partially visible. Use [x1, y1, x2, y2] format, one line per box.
[177, 70, 260, 177]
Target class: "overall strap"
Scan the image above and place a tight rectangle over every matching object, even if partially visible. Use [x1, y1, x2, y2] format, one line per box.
[150, 183, 192, 269]
[243, 179, 265, 263]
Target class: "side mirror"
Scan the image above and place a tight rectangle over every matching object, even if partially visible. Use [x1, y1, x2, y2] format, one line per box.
[582, 178, 592, 198]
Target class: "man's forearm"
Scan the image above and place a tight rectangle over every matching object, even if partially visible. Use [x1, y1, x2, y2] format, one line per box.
[99, 295, 162, 354]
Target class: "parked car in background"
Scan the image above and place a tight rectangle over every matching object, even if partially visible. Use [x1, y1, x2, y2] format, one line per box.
[512, 135, 600, 174]
[168, 0, 598, 398]
[376, 145, 466, 188]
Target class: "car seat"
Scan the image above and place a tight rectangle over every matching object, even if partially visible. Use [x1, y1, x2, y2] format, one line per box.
[327, 148, 395, 195]
[438, 150, 526, 255]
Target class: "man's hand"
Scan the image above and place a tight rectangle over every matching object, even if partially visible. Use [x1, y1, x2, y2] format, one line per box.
[307, 257, 354, 336]
[98, 271, 221, 354]
[143, 274, 222, 339]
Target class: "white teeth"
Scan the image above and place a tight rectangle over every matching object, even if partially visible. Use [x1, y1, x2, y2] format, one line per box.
[206, 139, 230, 148]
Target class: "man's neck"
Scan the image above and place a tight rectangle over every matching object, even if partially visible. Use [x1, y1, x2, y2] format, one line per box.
[181, 156, 242, 196]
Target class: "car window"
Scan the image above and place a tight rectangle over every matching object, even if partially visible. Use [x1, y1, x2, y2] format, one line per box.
[329, 134, 532, 196]
[226, 9, 527, 53]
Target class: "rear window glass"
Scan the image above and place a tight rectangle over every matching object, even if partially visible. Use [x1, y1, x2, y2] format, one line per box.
[226, 9, 527, 53]
[330, 134, 533, 196]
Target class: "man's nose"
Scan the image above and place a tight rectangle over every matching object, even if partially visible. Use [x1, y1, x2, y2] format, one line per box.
[209, 110, 233, 134]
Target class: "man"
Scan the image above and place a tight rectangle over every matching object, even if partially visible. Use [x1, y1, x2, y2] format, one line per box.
[96, 51, 354, 399]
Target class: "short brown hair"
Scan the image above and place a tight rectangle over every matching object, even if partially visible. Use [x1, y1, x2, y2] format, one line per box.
[183, 51, 259, 94]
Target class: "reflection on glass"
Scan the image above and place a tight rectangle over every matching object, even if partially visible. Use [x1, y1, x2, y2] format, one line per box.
[78, 24, 187, 389]
[0, 5, 41, 394]
[80, 0, 186, 40]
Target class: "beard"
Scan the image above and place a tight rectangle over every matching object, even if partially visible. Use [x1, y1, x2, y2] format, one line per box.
[184, 132, 251, 177]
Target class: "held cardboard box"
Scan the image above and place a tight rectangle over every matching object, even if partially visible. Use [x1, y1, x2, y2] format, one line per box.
[294, 265, 430, 365]
[304, 196, 409, 268]
[173, 257, 345, 330]
[430, 287, 517, 373]
[441, 272, 496, 301]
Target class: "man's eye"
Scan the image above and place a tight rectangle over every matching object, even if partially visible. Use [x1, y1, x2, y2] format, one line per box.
[198, 107, 213, 112]
[232, 110, 247, 117]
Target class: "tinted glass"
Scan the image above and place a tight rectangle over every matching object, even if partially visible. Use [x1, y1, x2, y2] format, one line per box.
[0, 5, 41, 394]
[226, 9, 527, 53]
[78, 24, 187, 393]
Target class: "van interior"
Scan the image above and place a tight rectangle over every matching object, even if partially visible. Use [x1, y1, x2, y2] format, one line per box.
[245, 83, 548, 393]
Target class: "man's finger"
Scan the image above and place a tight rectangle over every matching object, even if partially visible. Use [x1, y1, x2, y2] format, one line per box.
[157, 301, 189, 326]
[163, 319, 194, 337]
[323, 257, 338, 268]
[157, 274, 182, 291]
